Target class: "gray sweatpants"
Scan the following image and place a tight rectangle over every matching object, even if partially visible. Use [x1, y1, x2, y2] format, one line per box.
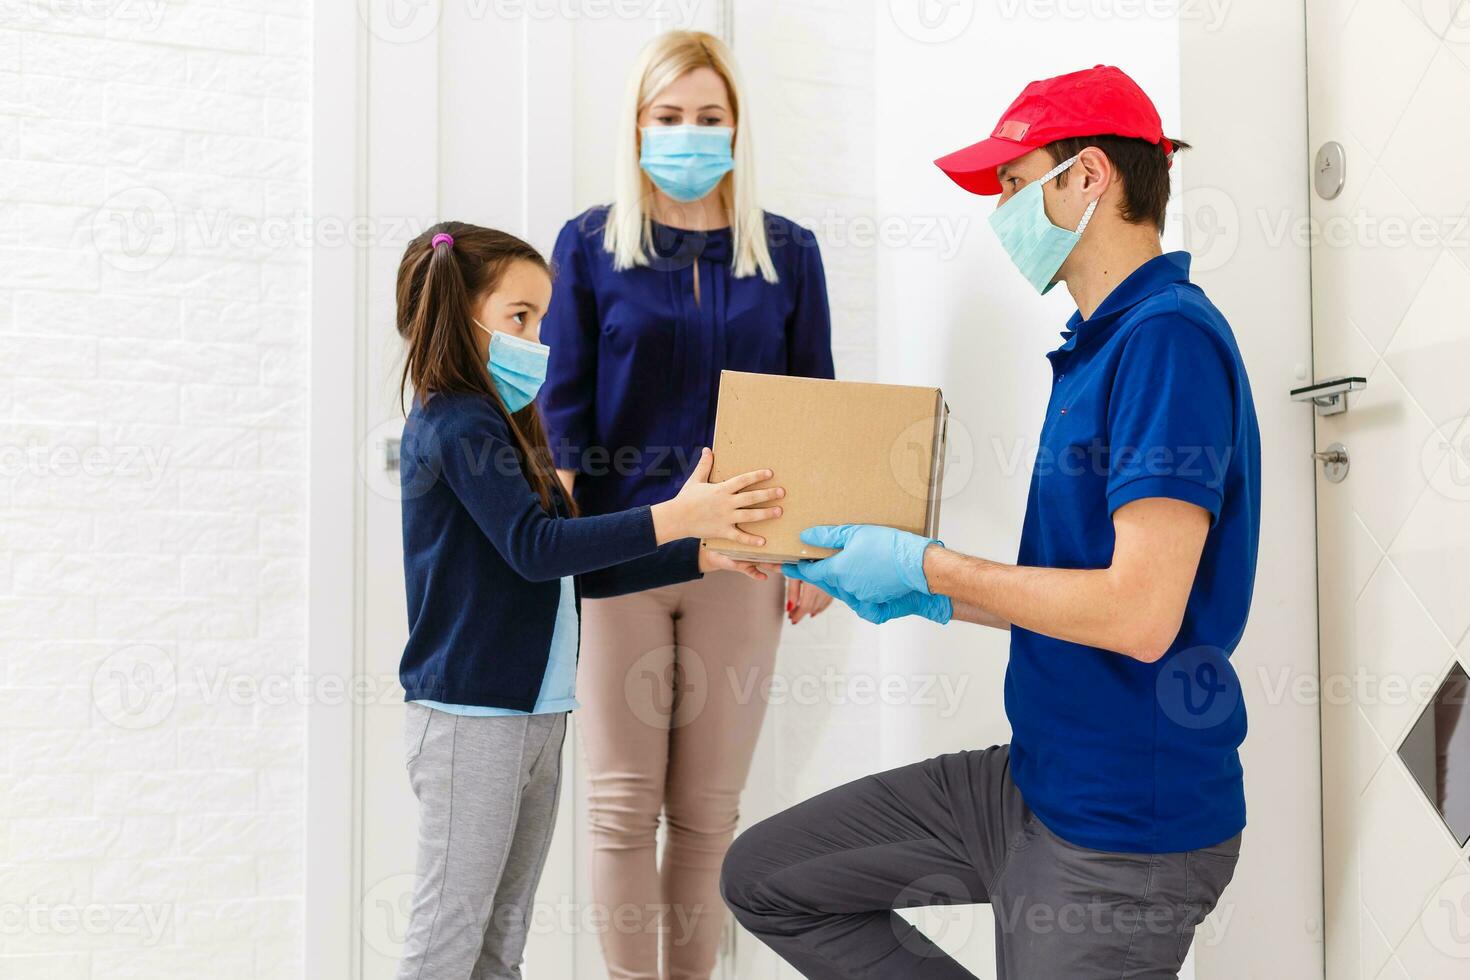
[397, 705, 566, 980]
[721, 744, 1240, 979]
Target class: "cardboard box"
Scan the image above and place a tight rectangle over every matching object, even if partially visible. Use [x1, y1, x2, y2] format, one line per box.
[703, 371, 948, 563]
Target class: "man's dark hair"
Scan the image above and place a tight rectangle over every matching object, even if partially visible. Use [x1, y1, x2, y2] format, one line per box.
[1043, 135, 1190, 229]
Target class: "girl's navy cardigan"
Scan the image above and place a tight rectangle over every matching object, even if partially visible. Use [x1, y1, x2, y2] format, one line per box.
[398, 391, 700, 711]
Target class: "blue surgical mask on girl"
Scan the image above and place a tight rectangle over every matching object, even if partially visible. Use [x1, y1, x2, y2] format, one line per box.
[474, 319, 549, 413]
[639, 125, 734, 203]
[988, 154, 1099, 295]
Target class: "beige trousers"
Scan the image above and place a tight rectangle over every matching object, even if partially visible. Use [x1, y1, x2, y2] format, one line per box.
[577, 570, 785, 980]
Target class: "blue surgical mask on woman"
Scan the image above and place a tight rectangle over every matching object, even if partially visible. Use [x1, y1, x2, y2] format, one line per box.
[639, 125, 734, 203]
[988, 154, 1099, 295]
[474, 319, 550, 413]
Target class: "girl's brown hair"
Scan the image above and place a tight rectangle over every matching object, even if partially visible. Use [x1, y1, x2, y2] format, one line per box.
[395, 221, 569, 513]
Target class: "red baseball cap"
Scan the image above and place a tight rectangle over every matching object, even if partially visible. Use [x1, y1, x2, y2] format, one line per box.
[934, 65, 1173, 196]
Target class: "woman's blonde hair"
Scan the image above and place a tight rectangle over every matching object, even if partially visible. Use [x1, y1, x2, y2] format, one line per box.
[603, 30, 777, 282]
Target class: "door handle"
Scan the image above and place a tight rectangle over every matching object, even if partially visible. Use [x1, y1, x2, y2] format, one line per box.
[1290, 376, 1366, 416]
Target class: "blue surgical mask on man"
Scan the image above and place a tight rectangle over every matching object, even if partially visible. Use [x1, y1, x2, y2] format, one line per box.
[639, 125, 734, 203]
[474, 319, 549, 413]
[988, 154, 1099, 295]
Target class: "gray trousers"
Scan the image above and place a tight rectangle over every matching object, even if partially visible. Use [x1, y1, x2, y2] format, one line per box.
[397, 705, 566, 980]
[721, 744, 1240, 979]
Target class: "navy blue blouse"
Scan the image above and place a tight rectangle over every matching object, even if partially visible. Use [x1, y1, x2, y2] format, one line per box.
[539, 206, 834, 517]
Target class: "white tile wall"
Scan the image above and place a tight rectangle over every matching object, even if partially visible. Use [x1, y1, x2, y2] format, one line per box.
[0, 2, 310, 976]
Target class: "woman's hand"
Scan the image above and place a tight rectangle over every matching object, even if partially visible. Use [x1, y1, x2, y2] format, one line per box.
[786, 578, 833, 624]
[650, 448, 784, 546]
[698, 548, 770, 582]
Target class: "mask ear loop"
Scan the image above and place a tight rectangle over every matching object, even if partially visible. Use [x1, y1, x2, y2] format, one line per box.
[1039, 154, 1081, 184]
[1074, 198, 1099, 236]
[1038, 155, 1101, 236]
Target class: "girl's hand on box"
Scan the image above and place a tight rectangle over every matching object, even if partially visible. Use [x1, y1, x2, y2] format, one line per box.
[698, 548, 770, 582]
[786, 578, 833, 624]
[652, 448, 784, 547]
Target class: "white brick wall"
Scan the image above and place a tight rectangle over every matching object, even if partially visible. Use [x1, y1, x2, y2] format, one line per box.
[0, 1, 310, 976]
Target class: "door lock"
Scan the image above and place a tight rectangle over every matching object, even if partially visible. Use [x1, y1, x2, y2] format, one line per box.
[1313, 442, 1350, 483]
[1314, 141, 1346, 200]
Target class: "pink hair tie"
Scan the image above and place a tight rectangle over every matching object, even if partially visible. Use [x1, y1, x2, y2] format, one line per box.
[431, 233, 454, 249]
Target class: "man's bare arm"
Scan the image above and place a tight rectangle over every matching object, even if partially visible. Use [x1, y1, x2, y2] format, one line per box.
[923, 497, 1209, 662]
[949, 599, 1010, 630]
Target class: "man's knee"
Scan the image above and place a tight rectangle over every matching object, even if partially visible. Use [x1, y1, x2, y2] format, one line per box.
[719, 815, 788, 919]
[718, 825, 760, 915]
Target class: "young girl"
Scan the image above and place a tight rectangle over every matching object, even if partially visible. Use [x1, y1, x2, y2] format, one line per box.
[393, 221, 782, 980]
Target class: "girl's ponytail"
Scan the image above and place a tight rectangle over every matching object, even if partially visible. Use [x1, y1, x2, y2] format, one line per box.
[395, 222, 567, 513]
[400, 225, 483, 403]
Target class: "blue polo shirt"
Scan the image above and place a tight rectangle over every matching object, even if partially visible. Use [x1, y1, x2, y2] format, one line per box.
[1007, 251, 1260, 854]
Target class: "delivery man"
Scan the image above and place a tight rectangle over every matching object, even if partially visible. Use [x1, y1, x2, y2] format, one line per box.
[720, 65, 1259, 979]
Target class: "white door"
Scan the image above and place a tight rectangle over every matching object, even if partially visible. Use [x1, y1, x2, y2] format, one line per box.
[316, 5, 1336, 978]
[1307, 1, 1470, 975]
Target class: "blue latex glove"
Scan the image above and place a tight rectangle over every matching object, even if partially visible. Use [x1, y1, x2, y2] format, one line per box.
[782, 524, 940, 604]
[851, 590, 953, 626]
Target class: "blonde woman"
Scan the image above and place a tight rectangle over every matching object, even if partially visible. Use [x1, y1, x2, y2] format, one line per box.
[538, 30, 834, 980]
